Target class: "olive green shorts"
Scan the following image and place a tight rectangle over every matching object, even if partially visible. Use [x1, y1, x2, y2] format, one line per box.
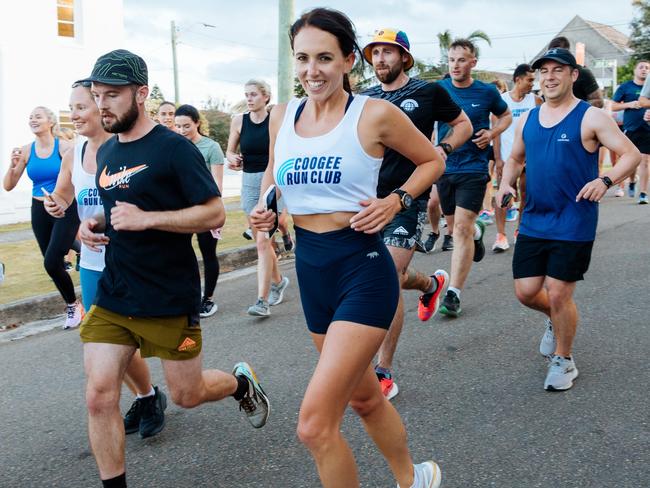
[80, 305, 202, 360]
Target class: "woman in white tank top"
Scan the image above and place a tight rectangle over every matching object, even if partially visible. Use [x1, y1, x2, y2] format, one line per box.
[251, 8, 445, 488]
[44, 82, 167, 440]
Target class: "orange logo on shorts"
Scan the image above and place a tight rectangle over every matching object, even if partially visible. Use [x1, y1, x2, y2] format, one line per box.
[178, 337, 197, 352]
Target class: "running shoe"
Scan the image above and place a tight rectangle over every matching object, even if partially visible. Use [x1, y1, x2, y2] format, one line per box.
[423, 232, 439, 253]
[123, 398, 142, 435]
[63, 301, 84, 329]
[473, 220, 486, 262]
[628, 182, 636, 198]
[282, 233, 294, 252]
[139, 386, 167, 438]
[441, 235, 454, 251]
[615, 187, 625, 197]
[247, 298, 270, 317]
[414, 239, 427, 253]
[268, 276, 290, 306]
[478, 210, 494, 225]
[539, 318, 556, 357]
[439, 217, 447, 229]
[408, 460, 442, 488]
[232, 361, 270, 428]
[200, 296, 218, 318]
[544, 355, 578, 391]
[418, 270, 449, 321]
[506, 208, 519, 222]
[491, 233, 510, 253]
[242, 228, 253, 240]
[439, 290, 461, 317]
[376, 368, 399, 401]
[639, 192, 648, 204]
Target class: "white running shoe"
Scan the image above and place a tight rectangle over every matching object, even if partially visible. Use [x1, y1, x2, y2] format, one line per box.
[544, 355, 579, 391]
[539, 318, 556, 357]
[398, 461, 442, 488]
[63, 302, 84, 329]
[268, 276, 289, 306]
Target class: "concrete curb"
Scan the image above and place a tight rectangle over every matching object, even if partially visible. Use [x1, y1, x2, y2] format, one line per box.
[0, 244, 260, 327]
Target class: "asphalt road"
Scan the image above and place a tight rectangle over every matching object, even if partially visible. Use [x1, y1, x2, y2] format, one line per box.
[1, 193, 648, 488]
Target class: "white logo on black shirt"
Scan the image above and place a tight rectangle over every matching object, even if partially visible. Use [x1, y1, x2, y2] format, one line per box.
[400, 99, 419, 112]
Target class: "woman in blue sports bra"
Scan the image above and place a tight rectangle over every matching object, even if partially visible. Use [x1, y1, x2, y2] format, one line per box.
[251, 8, 446, 488]
[3, 106, 83, 329]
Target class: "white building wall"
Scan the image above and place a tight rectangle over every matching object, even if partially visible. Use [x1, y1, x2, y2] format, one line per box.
[0, 0, 124, 224]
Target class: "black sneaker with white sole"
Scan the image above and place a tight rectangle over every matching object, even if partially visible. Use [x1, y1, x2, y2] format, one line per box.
[139, 386, 167, 438]
[439, 290, 462, 317]
[200, 296, 218, 317]
[441, 235, 454, 251]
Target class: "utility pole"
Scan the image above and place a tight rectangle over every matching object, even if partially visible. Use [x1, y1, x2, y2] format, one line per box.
[277, 0, 294, 103]
[171, 20, 180, 104]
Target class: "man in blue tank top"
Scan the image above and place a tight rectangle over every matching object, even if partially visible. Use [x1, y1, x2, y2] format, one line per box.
[436, 39, 512, 317]
[611, 59, 650, 204]
[496, 48, 641, 391]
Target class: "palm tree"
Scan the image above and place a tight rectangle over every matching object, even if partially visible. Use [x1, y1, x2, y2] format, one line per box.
[437, 29, 492, 72]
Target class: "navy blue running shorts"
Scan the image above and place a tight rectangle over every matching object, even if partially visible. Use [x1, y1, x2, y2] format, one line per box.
[294, 225, 400, 334]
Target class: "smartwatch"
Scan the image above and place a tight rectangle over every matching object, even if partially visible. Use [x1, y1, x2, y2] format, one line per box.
[437, 142, 453, 156]
[391, 189, 413, 210]
[600, 176, 613, 188]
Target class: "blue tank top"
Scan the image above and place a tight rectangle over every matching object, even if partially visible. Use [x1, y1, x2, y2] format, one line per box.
[26, 138, 62, 197]
[520, 101, 598, 242]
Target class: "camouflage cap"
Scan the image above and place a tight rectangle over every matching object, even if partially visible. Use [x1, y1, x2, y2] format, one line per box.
[76, 49, 148, 86]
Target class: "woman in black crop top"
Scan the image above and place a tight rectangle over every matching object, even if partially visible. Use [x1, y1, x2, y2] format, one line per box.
[227, 80, 291, 317]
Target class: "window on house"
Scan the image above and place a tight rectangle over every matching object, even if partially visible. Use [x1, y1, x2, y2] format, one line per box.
[57, 0, 75, 38]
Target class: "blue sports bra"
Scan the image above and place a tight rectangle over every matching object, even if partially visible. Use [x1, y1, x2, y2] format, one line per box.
[26, 138, 62, 197]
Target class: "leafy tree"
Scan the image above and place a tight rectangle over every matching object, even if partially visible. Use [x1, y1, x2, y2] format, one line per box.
[617, 58, 636, 85]
[630, 0, 650, 63]
[436, 29, 492, 72]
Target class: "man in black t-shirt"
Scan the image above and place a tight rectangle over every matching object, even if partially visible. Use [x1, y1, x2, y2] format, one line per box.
[77, 50, 270, 488]
[362, 29, 473, 400]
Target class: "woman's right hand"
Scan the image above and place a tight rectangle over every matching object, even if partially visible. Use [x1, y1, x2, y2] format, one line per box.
[79, 218, 110, 252]
[249, 206, 275, 232]
[10, 148, 22, 169]
[226, 152, 243, 170]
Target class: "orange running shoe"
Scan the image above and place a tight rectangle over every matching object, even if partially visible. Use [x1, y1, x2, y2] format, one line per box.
[418, 269, 449, 321]
[376, 368, 399, 400]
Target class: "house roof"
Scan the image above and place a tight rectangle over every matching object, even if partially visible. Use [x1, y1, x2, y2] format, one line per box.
[584, 18, 630, 54]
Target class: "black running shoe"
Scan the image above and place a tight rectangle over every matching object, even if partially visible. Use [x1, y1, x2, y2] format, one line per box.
[439, 290, 462, 317]
[441, 235, 454, 251]
[242, 228, 253, 240]
[139, 386, 167, 439]
[424, 232, 439, 253]
[200, 296, 218, 317]
[123, 398, 142, 435]
[473, 220, 486, 263]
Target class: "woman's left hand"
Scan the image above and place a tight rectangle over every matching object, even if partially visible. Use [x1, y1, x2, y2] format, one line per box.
[350, 196, 400, 234]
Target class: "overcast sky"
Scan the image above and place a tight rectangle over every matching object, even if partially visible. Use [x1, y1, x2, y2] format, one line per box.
[124, 0, 636, 108]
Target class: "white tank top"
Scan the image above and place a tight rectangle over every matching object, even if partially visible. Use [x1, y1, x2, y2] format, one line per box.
[500, 91, 537, 160]
[70, 140, 105, 272]
[273, 95, 383, 215]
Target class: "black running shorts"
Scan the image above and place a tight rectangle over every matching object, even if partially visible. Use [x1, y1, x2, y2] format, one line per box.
[625, 129, 650, 155]
[437, 172, 489, 215]
[512, 234, 594, 282]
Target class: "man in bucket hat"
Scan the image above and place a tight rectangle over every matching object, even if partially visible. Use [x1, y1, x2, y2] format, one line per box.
[78, 49, 270, 487]
[362, 29, 473, 400]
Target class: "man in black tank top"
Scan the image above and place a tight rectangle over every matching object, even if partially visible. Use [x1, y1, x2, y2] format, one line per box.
[362, 29, 473, 400]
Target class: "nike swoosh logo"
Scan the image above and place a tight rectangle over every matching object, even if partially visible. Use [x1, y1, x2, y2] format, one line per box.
[471, 103, 481, 107]
[99, 164, 148, 190]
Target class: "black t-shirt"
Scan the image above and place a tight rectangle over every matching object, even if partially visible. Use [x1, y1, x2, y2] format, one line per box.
[95, 124, 221, 317]
[573, 66, 600, 101]
[363, 78, 462, 200]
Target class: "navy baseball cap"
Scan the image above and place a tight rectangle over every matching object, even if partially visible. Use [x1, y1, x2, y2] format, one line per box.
[76, 49, 148, 86]
[531, 48, 578, 70]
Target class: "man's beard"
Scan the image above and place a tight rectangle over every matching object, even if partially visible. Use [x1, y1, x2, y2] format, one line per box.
[375, 63, 402, 84]
[102, 97, 139, 133]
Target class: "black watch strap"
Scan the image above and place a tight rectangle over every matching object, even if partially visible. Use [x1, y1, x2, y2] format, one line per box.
[437, 142, 453, 156]
[600, 176, 613, 188]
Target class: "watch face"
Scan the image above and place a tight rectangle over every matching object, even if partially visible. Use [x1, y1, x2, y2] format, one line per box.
[403, 194, 413, 208]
